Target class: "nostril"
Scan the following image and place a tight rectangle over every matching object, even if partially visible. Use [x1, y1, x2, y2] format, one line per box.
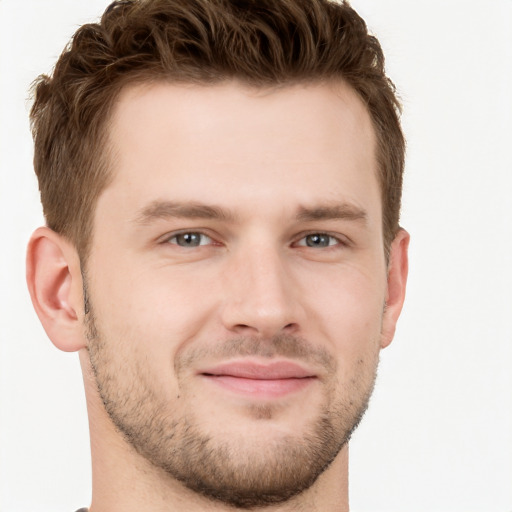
[282, 323, 299, 334]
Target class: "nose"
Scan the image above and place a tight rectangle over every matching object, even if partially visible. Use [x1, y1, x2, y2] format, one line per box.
[220, 244, 302, 338]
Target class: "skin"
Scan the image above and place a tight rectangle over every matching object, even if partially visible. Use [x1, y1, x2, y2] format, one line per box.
[27, 80, 409, 511]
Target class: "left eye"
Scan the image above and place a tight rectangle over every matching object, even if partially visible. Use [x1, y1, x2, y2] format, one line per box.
[296, 233, 340, 248]
[167, 232, 212, 247]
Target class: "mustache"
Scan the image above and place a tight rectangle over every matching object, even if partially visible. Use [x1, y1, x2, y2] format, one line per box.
[175, 334, 336, 374]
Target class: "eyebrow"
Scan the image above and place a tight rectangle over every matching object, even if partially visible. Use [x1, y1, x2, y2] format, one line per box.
[296, 203, 367, 224]
[134, 200, 238, 224]
[134, 200, 367, 225]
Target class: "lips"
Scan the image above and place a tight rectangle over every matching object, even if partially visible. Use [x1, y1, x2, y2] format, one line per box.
[199, 360, 316, 398]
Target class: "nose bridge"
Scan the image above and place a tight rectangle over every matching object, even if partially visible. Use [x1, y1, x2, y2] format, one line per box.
[221, 239, 299, 336]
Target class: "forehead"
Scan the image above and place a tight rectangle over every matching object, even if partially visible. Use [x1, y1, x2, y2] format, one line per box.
[100, 80, 379, 223]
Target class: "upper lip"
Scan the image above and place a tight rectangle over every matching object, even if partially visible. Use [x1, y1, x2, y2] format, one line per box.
[199, 360, 316, 380]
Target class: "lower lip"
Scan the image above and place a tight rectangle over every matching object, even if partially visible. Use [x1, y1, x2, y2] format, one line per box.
[201, 375, 315, 398]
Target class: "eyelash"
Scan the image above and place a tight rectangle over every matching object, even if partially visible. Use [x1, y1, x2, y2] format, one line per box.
[294, 233, 346, 249]
[163, 230, 347, 249]
[165, 231, 216, 248]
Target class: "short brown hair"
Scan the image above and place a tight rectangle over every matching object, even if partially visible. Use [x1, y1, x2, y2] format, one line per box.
[30, 0, 404, 258]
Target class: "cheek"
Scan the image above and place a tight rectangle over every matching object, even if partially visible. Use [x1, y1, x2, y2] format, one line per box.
[298, 261, 386, 342]
[86, 256, 217, 358]
[294, 266, 385, 391]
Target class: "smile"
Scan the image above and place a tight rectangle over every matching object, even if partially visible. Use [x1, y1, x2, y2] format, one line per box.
[199, 360, 317, 398]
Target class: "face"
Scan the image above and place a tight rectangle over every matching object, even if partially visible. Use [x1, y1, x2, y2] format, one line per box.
[84, 81, 393, 508]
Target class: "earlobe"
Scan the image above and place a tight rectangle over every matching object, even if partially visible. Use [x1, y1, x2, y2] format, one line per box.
[26, 227, 85, 352]
[380, 228, 409, 349]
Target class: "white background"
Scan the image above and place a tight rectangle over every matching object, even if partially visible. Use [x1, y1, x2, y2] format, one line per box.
[1, 1, 511, 511]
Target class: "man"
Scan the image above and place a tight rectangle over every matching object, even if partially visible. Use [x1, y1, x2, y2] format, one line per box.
[26, 0, 408, 510]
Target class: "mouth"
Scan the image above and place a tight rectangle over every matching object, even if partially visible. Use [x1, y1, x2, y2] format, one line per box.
[198, 360, 317, 398]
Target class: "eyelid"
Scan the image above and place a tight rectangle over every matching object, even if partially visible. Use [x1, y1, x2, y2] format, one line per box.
[156, 229, 350, 248]
[292, 231, 350, 248]
[158, 229, 217, 246]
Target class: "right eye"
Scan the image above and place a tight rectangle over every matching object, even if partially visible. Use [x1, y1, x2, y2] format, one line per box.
[166, 232, 213, 248]
[295, 233, 341, 248]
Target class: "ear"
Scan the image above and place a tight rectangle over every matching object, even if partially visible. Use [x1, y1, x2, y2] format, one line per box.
[26, 227, 86, 352]
[380, 228, 409, 349]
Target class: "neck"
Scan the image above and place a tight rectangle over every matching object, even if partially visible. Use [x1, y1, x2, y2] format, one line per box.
[80, 351, 349, 512]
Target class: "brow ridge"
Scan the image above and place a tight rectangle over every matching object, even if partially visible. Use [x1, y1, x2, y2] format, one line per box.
[134, 200, 367, 225]
[296, 203, 367, 223]
[134, 200, 237, 224]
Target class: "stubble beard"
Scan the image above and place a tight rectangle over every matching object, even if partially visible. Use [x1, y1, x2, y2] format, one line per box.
[85, 302, 379, 509]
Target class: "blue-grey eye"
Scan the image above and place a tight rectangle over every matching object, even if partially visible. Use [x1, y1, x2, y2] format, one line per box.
[170, 232, 211, 247]
[298, 234, 338, 248]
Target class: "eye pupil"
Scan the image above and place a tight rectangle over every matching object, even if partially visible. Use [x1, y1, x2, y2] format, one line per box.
[177, 233, 201, 247]
[306, 234, 330, 247]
